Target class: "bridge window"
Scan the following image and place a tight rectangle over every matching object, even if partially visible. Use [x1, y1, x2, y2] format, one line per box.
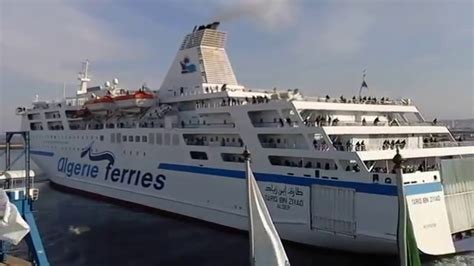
[221, 153, 244, 163]
[190, 151, 208, 160]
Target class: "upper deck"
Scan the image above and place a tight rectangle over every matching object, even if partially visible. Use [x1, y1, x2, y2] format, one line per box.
[15, 22, 474, 168]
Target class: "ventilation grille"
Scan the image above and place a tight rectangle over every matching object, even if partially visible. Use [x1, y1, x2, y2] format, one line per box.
[180, 29, 226, 50]
[200, 47, 237, 85]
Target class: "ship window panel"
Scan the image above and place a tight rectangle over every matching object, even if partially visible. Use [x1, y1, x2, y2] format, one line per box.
[100, 135, 104, 141]
[340, 160, 361, 172]
[129, 136, 133, 142]
[117, 133, 122, 143]
[45, 111, 61, 119]
[134, 136, 140, 142]
[190, 151, 208, 160]
[148, 133, 155, 144]
[27, 113, 42, 120]
[172, 134, 179, 145]
[248, 110, 282, 127]
[221, 153, 245, 163]
[268, 156, 336, 170]
[164, 133, 171, 145]
[30, 122, 43, 131]
[111, 134, 115, 143]
[156, 133, 163, 145]
[142, 136, 147, 143]
[258, 134, 308, 149]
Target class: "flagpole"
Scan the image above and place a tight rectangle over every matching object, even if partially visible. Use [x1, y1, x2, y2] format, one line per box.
[243, 147, 255, 266]
[358, 69, 368, 99]
[393, 148, 407, 266]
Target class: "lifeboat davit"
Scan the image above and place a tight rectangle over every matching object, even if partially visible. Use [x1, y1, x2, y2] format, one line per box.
[113, 90, 154, 110]
[84, 95, 115, 112]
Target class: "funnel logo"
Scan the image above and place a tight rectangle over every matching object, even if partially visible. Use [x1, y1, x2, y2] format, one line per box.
[180, 57, 196, 74]
[57, 142, 166, 190]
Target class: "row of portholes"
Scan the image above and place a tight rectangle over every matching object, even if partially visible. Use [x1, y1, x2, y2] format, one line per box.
[59, 147, 99, 152]
[122, 150, 147, 157]
[31, 135, 104, 141]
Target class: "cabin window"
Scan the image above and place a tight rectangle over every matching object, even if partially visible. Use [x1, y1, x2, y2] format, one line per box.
[111, 134, 115, 143]
[164, 133, 171, 145]
[172, 134, 179, 145]
[117, 133, 121, 143]
[268, 156, 336, 171]
[148, 133, 155, 144]
[128, 136, 133, 142]
[142, 135, 147, 143]
[221, 153, 244, 163]
[190, 151, 208, 160]
[135, 136, 140, 142]
[156, 133, 163, 145]
[100, 135, 104, 141]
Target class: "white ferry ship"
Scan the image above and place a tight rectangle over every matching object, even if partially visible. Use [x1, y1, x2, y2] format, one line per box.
[16, 22, 474, 255]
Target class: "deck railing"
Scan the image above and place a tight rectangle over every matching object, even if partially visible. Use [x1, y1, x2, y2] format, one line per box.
[423, 141, 474, 148]
[302, 96, 413, 106]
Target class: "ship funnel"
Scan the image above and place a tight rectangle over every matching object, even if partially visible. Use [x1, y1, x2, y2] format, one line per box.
[159, 22, 238, 98]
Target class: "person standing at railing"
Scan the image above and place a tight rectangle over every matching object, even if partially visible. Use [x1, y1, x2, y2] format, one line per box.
[373, 117, 380, 126]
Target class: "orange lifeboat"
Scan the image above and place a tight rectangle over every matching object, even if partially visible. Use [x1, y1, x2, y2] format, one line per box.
[84, 95, 115, 112]
[113, 90, 155, 110]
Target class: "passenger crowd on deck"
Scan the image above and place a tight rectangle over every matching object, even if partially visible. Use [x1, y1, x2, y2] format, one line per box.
[371, 162, 438, 174]
[382, 139, 407, 150]
[324, 95, 399, 105]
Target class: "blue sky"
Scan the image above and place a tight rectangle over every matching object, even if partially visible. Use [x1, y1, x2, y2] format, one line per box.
[1, 0, 473, 130]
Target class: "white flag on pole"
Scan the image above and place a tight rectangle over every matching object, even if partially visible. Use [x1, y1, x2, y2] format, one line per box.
[247, 161, 290, 266]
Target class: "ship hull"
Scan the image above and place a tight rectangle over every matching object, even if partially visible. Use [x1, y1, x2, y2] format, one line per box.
[29, 131, 402, 254]
[47, 173, 397, 254]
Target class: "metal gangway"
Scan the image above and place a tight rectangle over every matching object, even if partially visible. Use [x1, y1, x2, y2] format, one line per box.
[0, 131, 49, 266]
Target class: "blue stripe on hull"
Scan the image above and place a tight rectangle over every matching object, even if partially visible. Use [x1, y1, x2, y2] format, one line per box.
[159, 163, 398, 196]
[30, 149, 442, 197]
[404, 182, 442, 195]
[31, 150, 54, 157]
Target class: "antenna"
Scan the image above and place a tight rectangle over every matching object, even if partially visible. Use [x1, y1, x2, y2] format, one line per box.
[63, 82, 66, 99]
[79, 59, 90, 81]
[77, 59, 91, 95]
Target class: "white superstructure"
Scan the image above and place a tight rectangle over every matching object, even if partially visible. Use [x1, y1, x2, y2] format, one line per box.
[16, 22, 474, 255]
